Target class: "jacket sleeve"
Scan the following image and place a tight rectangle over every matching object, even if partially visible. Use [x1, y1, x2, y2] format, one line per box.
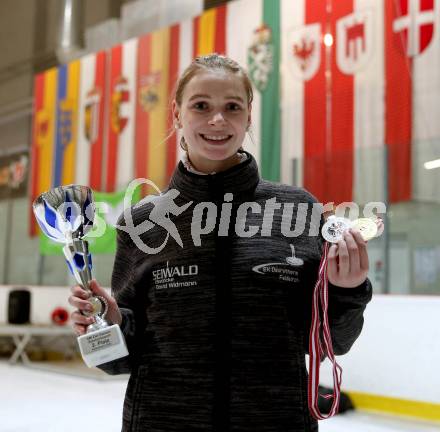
[326, 278, 372, 355]
[299, 272, 372, 357]
[96, 214, 149, 375]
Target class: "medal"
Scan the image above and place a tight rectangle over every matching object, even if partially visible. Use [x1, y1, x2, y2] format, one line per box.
[351, 218, 378, 241]
[322, 215, 384, 243]
[321, 215, 351, 243]
[373, 217, 384, 237]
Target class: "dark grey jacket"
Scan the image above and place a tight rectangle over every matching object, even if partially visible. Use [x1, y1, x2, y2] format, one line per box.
[98, 152, 372, 431]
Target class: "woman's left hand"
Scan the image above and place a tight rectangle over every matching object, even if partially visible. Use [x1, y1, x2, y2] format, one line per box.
[327, 228, 369, 288]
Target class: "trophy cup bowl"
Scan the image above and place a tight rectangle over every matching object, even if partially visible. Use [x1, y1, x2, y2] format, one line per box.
[33, 184, 128, 367]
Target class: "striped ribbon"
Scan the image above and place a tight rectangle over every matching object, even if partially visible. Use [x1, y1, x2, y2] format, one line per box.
[308, 241, 343, 419]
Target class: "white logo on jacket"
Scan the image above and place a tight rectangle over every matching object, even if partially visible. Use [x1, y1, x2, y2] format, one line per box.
[152, 261, 199, 291]
[252, 245, 304, 283]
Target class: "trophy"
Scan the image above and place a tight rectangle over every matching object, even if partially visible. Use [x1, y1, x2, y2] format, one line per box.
[33, 185, 128, 367]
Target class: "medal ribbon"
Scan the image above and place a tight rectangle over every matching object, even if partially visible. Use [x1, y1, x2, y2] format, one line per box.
[308, 241, 343, 419]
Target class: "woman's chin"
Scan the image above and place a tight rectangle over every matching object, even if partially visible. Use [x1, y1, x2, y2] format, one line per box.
[201, 145, 240, 160]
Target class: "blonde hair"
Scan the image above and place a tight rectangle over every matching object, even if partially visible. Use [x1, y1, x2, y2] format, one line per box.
[170, 53, 255, 151]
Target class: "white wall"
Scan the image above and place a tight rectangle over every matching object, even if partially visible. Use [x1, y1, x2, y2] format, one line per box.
[319, 294, 440, 405]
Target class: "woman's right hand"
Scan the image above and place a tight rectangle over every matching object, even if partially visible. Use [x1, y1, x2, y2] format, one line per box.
[68, 279, 122, 336]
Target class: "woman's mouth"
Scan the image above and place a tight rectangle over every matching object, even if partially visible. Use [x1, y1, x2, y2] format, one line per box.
[200, 134, 233, 145]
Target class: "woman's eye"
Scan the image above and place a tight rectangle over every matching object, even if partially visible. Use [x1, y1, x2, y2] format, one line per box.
[193, 102, 208, 110]
[227, 103, 241, 111]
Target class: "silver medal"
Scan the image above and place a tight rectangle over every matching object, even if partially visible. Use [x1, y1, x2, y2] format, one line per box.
[321, 215, 351, 243]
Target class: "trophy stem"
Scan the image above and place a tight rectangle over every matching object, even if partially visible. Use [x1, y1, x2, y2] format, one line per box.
[63, 239, 107, 319]
[87, 315, 109, 333]
[63, 238, 93, 290]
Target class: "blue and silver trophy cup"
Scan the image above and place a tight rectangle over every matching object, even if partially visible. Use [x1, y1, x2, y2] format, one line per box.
[33, 185, 128, 367]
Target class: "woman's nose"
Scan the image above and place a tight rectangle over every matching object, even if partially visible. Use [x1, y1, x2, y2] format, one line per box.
[208, 112, 226, 125]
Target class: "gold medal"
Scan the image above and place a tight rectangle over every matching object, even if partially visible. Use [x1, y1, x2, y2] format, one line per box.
[373, 217, 384, 237]
[351, 218, 378, 241]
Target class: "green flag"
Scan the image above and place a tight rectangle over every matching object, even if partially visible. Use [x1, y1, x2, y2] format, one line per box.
[261, 0, 281, 181]
[39, 188, 141, 256]
[246, 0, 281, 181]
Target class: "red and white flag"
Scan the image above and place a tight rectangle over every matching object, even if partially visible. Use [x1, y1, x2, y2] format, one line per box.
[105, 39, 138, 192]
[76, 51, 107, 190]
[388, 0, 440, 202]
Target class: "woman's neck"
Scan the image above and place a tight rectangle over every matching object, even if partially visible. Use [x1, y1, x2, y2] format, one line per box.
[185, 151, 242, 174]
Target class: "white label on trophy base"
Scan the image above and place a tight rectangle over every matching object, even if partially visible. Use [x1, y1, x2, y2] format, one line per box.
[77, 324, 129, 368]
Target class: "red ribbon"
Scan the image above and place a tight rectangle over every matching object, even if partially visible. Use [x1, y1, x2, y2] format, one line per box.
[308, 242, 343, 419]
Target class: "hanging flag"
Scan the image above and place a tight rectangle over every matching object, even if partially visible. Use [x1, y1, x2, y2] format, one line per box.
[29, 68, 58, 236]
[280, 0, 308, 190]
[166, 24, 180, 181]
[385, 0, 413, 203]
[330, 0, 379, 206]
[105, 39, 138, 192]
[281, 0, 329, 202]
[411, 0, 440, 202]
[193, 5, 227, 56]
[175, 18, 194, 164]
[255, 0, 282, 182]
[53, 61, 80, 188]
[76, 51, 107, 190]
[346, 0, 385, 206]
[227, 0, 281, 180]
[135, 27, 177, 196]
[330, 0, 361, 206]
[388, 0, 440, 203]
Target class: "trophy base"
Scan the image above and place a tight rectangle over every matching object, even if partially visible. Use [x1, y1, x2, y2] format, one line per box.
[77, 324, 129, 368]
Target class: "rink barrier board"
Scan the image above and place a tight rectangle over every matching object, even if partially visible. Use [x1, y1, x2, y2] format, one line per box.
[347, 391, 440, 422]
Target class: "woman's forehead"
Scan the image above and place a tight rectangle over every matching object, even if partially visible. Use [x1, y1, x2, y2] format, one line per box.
[183, 70, 247, 100]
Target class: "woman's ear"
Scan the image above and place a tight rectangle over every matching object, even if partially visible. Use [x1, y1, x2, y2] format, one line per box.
[247, 104, 252, 127]
[172, 100, 181, 128]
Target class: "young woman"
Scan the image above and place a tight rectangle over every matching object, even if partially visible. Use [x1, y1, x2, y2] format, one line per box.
[69, 54, 372, 432]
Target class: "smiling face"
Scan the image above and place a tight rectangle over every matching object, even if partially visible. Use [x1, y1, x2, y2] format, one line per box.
[172, 70, 252, 173]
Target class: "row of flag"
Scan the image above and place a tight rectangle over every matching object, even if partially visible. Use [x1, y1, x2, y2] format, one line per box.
[30, 0, 440, 240]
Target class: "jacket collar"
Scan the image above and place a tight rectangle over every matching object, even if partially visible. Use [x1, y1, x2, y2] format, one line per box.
[168, 150, 260, 201]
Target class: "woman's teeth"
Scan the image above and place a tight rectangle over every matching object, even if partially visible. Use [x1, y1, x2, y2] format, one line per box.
[201, 134, 231, 142]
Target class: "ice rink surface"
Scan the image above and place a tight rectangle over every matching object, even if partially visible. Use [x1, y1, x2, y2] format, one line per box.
[1, 362, 439, 432]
